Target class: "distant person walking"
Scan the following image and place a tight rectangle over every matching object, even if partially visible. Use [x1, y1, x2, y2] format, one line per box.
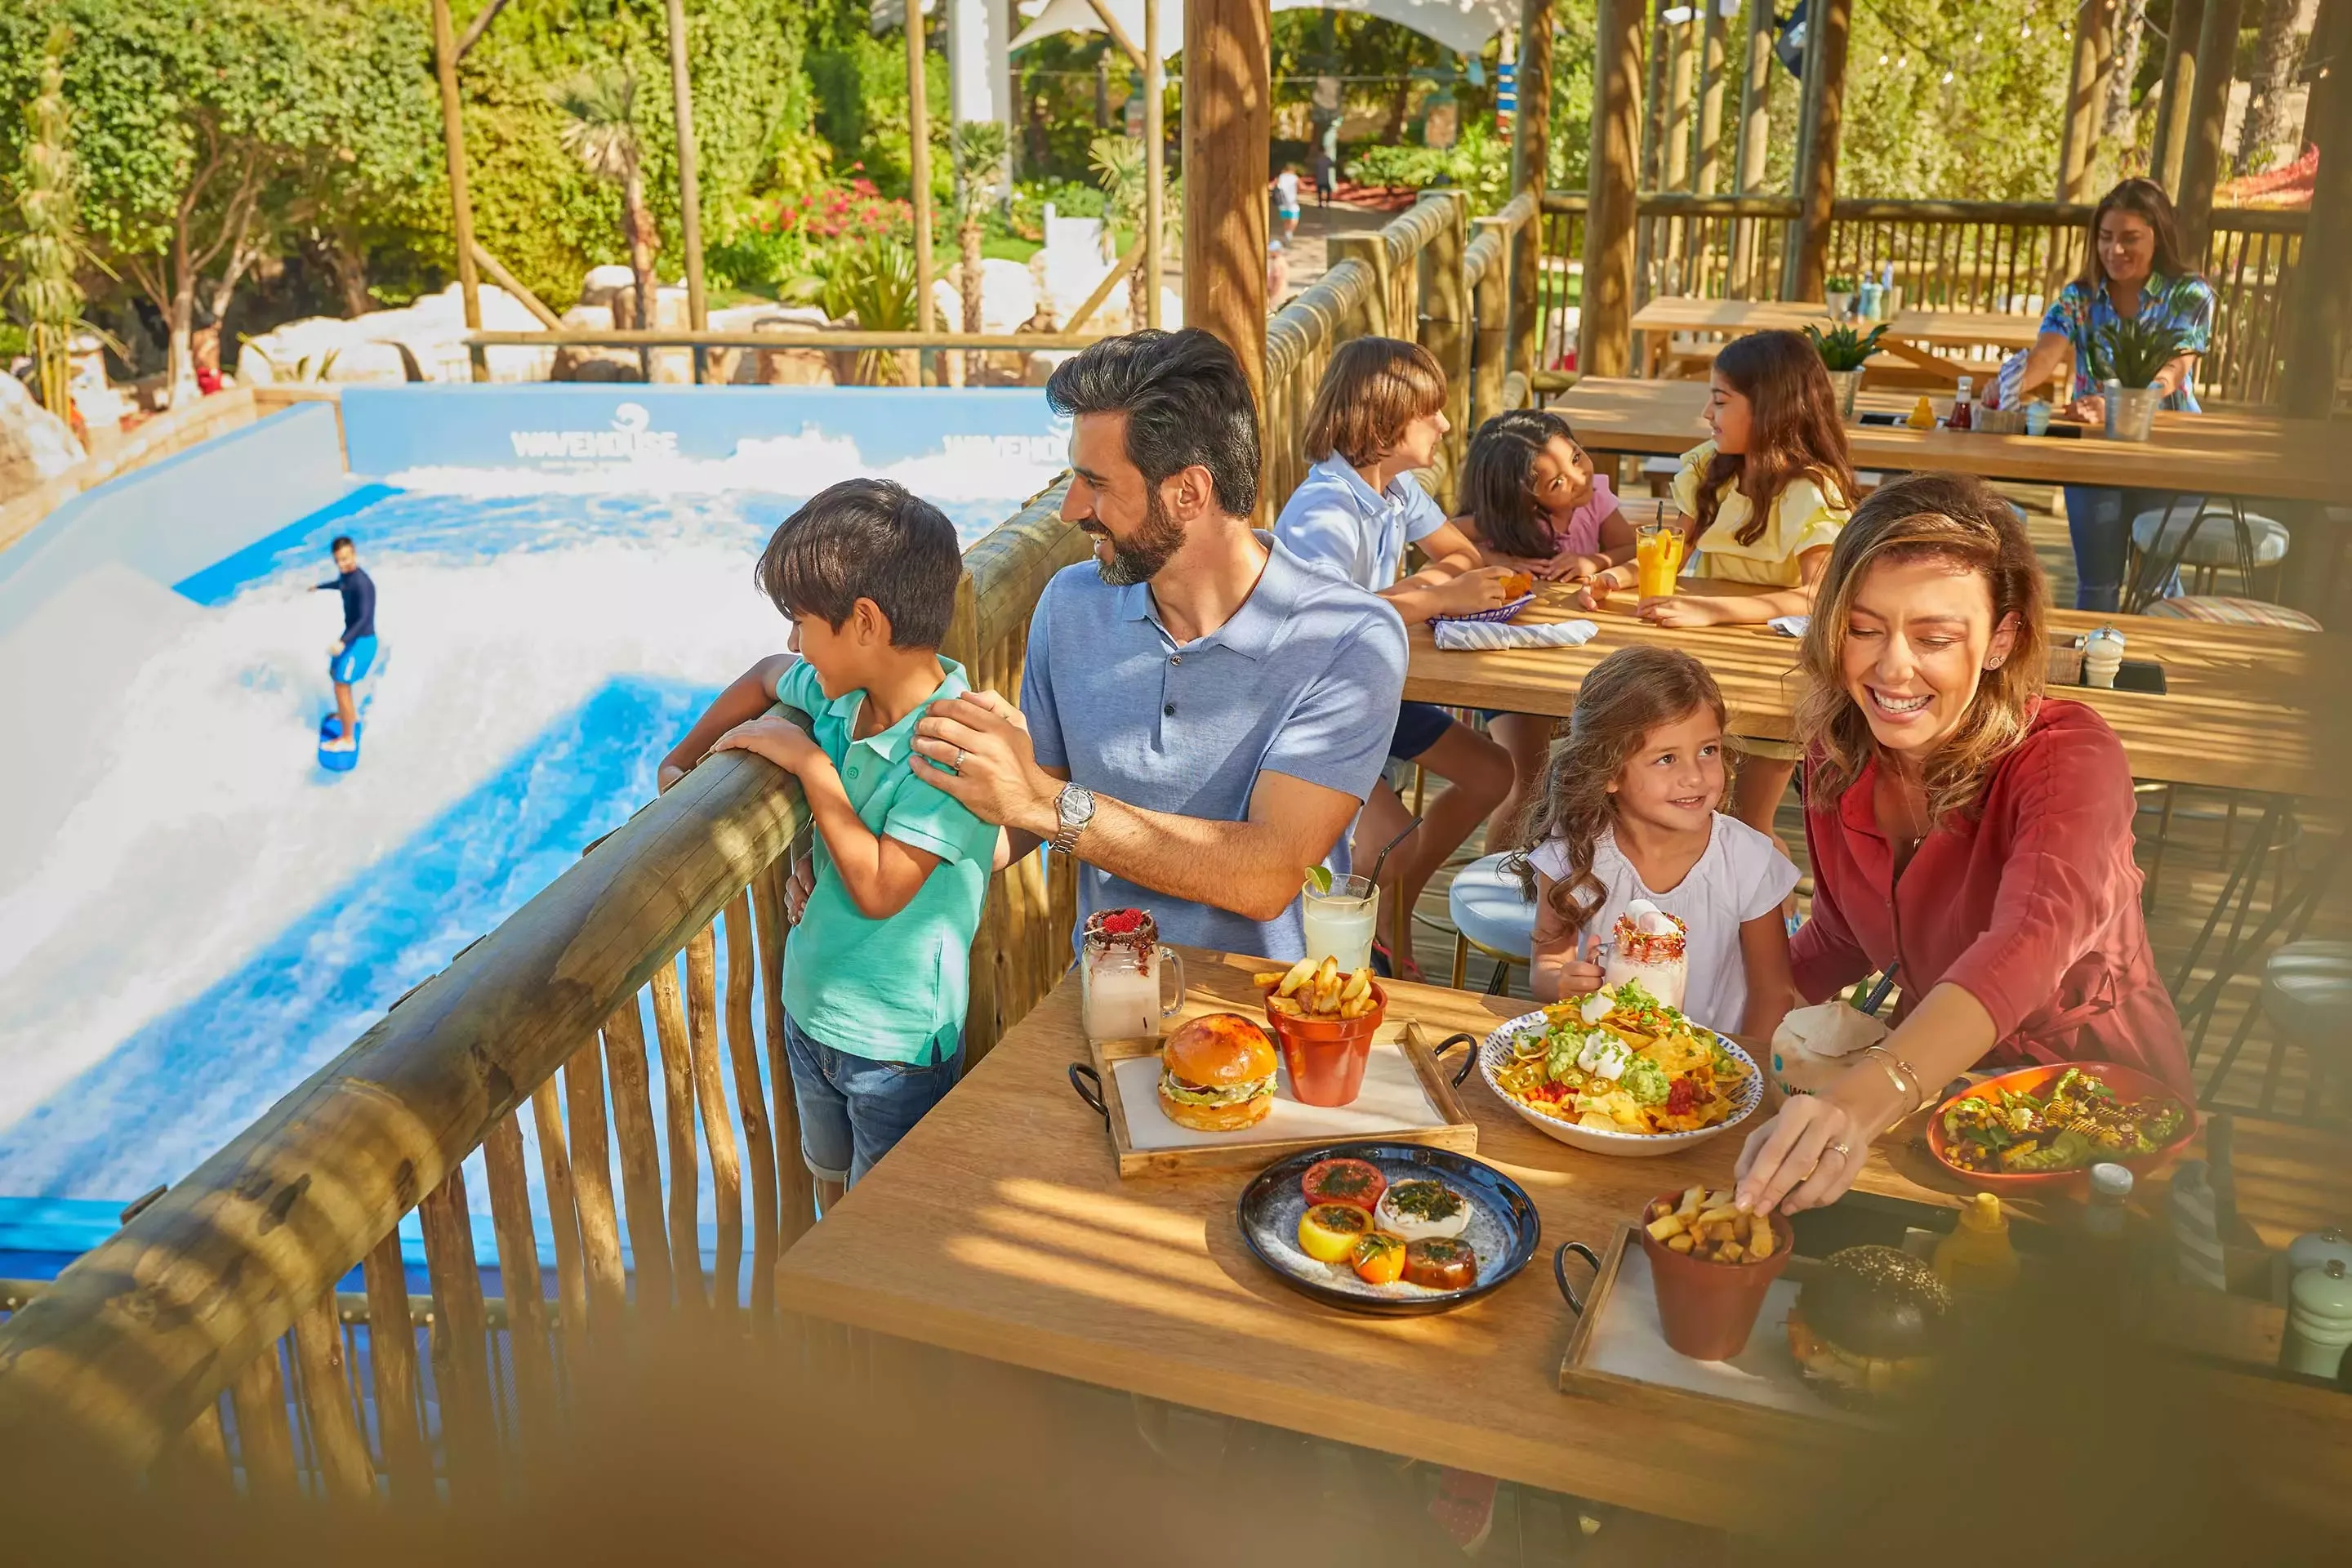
[1273, 164, 1303, 244]
[1311, 145, 1336, 207]
[316, 535, 376, 753]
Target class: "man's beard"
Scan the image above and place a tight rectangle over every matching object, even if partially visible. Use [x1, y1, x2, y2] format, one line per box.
[1089, 488, 1187, 586]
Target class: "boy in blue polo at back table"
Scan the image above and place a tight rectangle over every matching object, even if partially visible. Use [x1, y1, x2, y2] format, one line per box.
[314, 535, 376, 753]
[657, 478, 996, 1205]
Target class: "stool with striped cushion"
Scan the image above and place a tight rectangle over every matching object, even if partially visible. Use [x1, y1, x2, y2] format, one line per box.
[2126, 502, 2290, 611]
[1447, 853, 1539, 994]
[2141, 596, 2322, 630]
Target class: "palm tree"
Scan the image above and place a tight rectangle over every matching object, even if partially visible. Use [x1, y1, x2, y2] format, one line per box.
[950, 121, 1009, 384]
[553, 69, 658, 351]
[15, 24, 85, 422]
[1089, 133, 1179, 327]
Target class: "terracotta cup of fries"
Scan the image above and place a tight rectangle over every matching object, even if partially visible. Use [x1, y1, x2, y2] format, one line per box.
[1638, 1186, 1795, 1361]
[1255, 956, 1386, 1107]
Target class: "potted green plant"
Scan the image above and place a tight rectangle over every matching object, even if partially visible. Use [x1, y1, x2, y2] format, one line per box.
[1824, 272, 1859, 319]
[1804, 322, 1890, 416]
[2089, 298, 2194, 443]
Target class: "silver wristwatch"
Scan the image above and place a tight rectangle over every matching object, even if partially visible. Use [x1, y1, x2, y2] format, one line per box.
[1049, 783, 1097, 854]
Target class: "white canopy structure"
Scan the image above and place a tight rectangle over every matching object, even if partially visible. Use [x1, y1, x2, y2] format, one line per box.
[1009, 0, 1521, 61]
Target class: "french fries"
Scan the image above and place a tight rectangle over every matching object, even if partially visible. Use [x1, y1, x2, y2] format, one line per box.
[1642, 1188, 1778, 1265]
[1255, 956, 1380, 1021]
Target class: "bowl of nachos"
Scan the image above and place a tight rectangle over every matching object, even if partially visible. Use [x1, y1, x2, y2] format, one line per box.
[1478, 982, 1762, 1157]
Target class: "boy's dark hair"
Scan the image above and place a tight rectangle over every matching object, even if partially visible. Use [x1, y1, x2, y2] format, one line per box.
[331, 535, 354, 553]
[753, 478, 960, 648]
[1045, 328, 1260, 517]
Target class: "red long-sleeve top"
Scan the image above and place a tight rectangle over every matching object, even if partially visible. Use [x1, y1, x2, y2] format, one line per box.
[1790, 699, 2192, 1094]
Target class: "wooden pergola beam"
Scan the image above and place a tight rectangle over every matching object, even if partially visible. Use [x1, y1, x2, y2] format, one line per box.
[1509, 0, 1556, 376]
[2150, 0, 2205, 189]
[2281, 0, 2349, 416]
[2176, 0, 2246, 254]
[1789, 0, 1853, 300]
[664, 0, 710, 379]
[2058, 0, 2118, 203]
[1183, 0, 1270, 436]
[1581, 0, 1644, 377]
[430, 0, 488, 382]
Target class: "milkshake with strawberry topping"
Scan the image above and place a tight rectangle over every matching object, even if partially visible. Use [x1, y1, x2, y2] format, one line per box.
[1601, 898, 1689, 1010]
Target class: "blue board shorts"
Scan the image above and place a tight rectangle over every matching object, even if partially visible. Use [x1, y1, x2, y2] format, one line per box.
[1388, 700, 1456, 762]
[331, 635, 377, 685]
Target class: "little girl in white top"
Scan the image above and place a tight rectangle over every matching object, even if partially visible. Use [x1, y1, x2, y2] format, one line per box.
[1504, 646, 1799, 1038]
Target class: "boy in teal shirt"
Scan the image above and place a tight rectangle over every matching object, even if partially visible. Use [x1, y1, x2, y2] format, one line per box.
[659, 479, 996, 1201]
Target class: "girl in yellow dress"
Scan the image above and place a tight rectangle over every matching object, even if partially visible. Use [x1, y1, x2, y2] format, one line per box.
[1579, 329, 1857, 842]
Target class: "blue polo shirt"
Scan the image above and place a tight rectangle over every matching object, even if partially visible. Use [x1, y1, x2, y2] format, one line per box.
[1273, 455, 1450, 591]
[1019, 535, 1409, 960]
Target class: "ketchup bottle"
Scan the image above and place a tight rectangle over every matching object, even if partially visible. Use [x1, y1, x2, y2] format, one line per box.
[1948, 376, 1975, 431]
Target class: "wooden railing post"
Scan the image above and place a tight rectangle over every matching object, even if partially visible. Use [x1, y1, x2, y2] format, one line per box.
[1731, 0, 1774, 293]
[1472, 220, 1512, 431]
[1584, 0, 1645, 376]
[1510, 0, 1556, 377]
[1327, 234, 1391, 336]
[1415, 191, 1471, 498]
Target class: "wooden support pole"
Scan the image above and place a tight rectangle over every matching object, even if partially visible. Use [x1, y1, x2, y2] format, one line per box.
[1641, 0, 1670, 191]
[1143, 0, 1165, 327]
[2059, 0, 2118, 202]
[1416, 192, 1472, 502]
[430, 0, 488, 382]
[2281, 0, 2350, 416]
[361, 1232, 428, 1499]
[664, 0, 710, 383]
[470, 242, 564, 330]
[1183, 0, 1271, 434]
[1084, 0, 1150, 69]
[1666, 10, 1696, 189]
[1584, 0, 1645, 376]
[908, 1, 938, 384]
[1731, 0, 1774, 293]
[1789, 0, 1853, 301]
[2176, 0, 2246, 256]
[1472, 220, 1512, 428]
[1696, 0, 1729, 197]
[2151, 0, 2205, 190]
[456, 0, 511, 61]
[1510, 0, 1556, 376]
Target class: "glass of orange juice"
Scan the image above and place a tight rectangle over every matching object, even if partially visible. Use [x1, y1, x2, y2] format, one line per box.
[1634, 520, 1685, 599]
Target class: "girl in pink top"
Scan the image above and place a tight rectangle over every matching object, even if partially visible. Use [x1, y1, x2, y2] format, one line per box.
[1456, 409, 1637, 844]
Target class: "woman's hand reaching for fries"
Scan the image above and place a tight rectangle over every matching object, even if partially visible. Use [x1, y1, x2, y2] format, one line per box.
[1644, 1185, 1779, 1263]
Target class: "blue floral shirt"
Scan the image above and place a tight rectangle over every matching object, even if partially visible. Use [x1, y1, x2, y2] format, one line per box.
[2038, 273, 2216, 412]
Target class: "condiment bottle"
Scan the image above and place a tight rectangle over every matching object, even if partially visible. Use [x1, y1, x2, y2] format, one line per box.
[2281, 1258, 2352, 1381]
[2082, 626, 2126, 689]
[1934, 1192, 2021, 1300]
[1906, 394, 1936, 430]
[2025, 399, 2052, 437]
[2086, 1161, 2134, 1241]
[1948, 377, 1975, 431]
[2168, 1159, 2228, 1291]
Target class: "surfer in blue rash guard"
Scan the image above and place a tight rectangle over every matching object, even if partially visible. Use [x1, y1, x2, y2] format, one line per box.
[316, 535, 377, 753]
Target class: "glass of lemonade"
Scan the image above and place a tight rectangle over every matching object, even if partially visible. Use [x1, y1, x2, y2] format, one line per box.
[1300, 874, 1378, 972]
[1634, 519, 1685, 599]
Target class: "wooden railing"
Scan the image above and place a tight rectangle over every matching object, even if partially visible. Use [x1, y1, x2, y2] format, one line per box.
[1535, 192, 2309, 408]
[1262, 187, 1538, 522]
[0, 488, 1086, 1487]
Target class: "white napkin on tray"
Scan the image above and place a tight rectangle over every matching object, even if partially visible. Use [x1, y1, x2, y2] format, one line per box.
[1432, 617, 1600, 652]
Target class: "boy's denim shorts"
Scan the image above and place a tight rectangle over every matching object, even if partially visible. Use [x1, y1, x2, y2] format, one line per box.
[780, 1011, 963, 1188]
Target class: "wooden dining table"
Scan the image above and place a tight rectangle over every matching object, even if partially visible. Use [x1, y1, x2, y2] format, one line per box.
[1405, 580, 2348, 800]
[773, 954, 2352, 1530]
[1554, 376, 2352, 508]
[1628, 299, 2043, 381]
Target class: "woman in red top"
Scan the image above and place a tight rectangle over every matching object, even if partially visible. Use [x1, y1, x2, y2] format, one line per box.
[1735, 472, 2188, 1215]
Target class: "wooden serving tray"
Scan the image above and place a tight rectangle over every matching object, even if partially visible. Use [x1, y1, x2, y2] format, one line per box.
[1069, 1019, 1479, 1178]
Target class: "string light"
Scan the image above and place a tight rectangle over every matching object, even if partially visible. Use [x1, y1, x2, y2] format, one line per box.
[1896, 53, 1907, 68]
[1942, 69, 1954, 83]
[1879, 51, 1890, 64]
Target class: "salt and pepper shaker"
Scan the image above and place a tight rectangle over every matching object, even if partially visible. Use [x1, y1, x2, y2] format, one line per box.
[2082, 626, 2126, 689]
[2169, 1159, 2228, 1291]
[2025, 399, 2052, 437]
[2282, 1258, 2352, 1382]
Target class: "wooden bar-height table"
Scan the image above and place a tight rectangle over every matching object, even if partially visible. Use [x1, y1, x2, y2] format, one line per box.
[774, 956, 2352, 1529]
[1628, 299, 2044, 381]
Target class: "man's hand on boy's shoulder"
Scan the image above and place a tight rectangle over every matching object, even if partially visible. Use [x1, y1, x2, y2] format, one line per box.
[712, 714, 827, 777]
[910, 690, 1054, 835]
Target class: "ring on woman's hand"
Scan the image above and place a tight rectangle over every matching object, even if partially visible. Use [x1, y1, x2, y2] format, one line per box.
[953, 746, 969, 769]
[1825, 1139, 1853, 1160]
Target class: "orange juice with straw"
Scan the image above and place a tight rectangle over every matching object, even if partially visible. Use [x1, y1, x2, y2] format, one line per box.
[1634, 521, 1685, 599]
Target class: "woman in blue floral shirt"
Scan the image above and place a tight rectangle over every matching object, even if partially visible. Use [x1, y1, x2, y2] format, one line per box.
[2013, 179, 2216, 611]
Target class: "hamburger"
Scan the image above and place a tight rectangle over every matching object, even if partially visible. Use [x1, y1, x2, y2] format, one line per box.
[1157, 1013, 1278, 1131]
[1784, 1245, 1953, 1400]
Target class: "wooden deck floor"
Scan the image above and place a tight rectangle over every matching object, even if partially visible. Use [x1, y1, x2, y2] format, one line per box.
[1396, 486, 2346, 1122]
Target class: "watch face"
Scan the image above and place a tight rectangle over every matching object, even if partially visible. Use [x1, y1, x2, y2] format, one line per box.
[1059, 786, 1094, 827]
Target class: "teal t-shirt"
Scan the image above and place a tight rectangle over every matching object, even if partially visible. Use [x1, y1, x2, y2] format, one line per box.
[773, 657, 996, 1062]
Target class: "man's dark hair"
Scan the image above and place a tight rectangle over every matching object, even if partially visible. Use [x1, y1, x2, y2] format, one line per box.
[331, 535, 354, 554]
[753, 478, 961, 648]
[1045, 328, 1259, 516]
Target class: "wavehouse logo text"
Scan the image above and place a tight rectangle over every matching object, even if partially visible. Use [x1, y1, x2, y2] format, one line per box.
[940, 432, 1065, 465]
[508, 403, 680, 462]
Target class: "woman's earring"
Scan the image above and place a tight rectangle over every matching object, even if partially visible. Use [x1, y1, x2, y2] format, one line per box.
[1984, 657, 2005, 670]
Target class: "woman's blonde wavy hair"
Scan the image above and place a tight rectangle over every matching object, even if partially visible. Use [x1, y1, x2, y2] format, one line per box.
[1795, 472, 2049, 824]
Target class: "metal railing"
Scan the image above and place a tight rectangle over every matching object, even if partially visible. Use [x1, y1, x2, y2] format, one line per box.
[0, 487, 1088, 1491]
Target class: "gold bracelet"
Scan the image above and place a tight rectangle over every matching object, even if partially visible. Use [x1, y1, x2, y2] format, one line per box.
[1861, 1045, 1926, 1116]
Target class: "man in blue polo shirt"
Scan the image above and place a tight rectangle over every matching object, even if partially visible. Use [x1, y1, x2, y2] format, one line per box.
[911, 328, 1408, 960]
